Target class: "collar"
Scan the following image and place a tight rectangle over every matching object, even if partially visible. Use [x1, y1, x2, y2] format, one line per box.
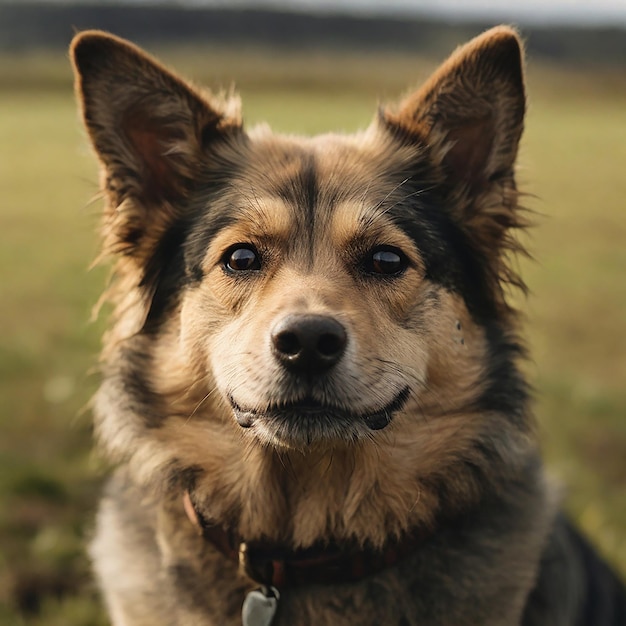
[183, 491, 427, 589]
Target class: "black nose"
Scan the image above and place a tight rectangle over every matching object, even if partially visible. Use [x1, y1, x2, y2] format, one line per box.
[271, 314, 347, 375]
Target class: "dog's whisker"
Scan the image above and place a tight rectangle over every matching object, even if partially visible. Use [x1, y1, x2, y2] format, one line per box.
[357, 178, 374, 212]
[360, 182, 436, 231]
[183, 387, 219, 425]
[375, 185, 437, 219]
[358, 176, 413, 227]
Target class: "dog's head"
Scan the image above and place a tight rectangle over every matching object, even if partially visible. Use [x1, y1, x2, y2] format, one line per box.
[72, 28, 533, 542]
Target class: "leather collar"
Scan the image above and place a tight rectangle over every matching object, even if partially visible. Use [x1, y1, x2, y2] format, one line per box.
[183, 491, 427, 589]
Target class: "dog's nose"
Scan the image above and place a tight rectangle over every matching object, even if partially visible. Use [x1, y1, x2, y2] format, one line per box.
[271, 314, 347, 375]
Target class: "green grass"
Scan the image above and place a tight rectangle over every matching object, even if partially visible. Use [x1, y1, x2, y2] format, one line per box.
[520, 74, 626, 567]
[0, 46, 624, 623]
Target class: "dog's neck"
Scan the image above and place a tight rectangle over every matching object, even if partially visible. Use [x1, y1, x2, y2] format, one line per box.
[182, 490, 431, 590]
[156, 403, 524, 550]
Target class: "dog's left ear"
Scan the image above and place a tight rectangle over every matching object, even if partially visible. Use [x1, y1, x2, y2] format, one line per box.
[382, 26, 525, 240]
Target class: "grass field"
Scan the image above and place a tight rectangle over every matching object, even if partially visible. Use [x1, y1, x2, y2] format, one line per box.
[0, 43, 625, 624]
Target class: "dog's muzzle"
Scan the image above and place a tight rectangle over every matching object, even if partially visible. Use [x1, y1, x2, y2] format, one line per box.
[229, 313, 410, 443]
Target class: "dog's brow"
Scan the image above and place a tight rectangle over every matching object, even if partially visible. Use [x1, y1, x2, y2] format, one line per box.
[359, 184, 435, 229]
[335, 207, 414, 254]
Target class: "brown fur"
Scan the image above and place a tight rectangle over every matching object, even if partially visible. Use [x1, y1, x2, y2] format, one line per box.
[71, 26, 625, 626]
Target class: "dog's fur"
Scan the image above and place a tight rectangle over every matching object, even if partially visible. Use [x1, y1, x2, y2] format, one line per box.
[71, 27, 626, 625]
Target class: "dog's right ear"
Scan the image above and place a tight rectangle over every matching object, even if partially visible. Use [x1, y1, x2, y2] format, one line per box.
[70, 31, 241, 256]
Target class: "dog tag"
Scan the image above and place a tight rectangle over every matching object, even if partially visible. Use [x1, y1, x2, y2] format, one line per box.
[242, 586, 279, 626]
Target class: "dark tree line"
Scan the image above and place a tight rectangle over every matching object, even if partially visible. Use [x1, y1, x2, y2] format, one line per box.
[0, 3, 624, 66]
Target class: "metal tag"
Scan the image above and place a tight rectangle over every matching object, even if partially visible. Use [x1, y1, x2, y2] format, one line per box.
[242, 587, 279, 626]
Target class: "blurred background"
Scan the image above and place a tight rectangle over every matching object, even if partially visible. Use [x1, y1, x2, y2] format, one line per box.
[0, 0, 624, 623]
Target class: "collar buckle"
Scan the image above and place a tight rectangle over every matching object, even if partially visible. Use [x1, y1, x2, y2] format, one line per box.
[239, 542, 287, 588]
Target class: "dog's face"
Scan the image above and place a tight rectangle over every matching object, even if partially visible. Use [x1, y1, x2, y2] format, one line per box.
[186, 138, 418, 442]
[177, 119, 512, 447]
[72, 28, 532, 542]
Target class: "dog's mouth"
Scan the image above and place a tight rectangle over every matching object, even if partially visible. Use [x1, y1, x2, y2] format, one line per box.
[228, 387, 410, 445]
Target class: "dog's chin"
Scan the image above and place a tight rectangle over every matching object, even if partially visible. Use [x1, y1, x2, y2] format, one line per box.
[228, 388, 410, 448]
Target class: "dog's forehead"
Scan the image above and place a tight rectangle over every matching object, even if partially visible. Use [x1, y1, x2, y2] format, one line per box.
[242, 131, 377, 195]
[224, 129, 424, 228]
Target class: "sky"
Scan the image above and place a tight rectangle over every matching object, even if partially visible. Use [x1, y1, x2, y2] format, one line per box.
[16, 0, 626, 26]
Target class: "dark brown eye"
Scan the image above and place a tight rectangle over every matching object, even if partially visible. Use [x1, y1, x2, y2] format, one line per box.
[224, 245, 261, 272]
[366, 247, 407, 276]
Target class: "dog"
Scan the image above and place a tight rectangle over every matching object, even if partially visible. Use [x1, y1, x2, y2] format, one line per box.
[70, 26, 625, 625]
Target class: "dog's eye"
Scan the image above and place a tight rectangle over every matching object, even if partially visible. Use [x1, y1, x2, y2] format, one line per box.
[365, 246, 408, 276]
[223, 245, 261, 272]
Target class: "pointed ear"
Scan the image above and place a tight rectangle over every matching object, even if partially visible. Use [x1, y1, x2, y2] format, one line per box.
[382, 26, 525, 195]
[70, 30, 241, 254]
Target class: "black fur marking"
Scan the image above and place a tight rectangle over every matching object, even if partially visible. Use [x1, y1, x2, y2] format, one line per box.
[141, 220, 190, 333]
[387, 185, 497, 322]
[522, 515, 626, 626]
[476, 324, 529, 426]
[183, 211, 237, 281]
[111, 345, 167, 428]
[139, 191, 236, 334]
[563, 518, 626, 626]
[273, 153, 319, 256]
[299, 155, 319, 231]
